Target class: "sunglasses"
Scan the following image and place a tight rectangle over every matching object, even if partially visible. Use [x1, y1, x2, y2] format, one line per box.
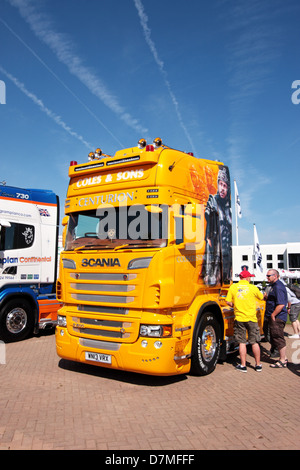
[266, 274, 274, 278]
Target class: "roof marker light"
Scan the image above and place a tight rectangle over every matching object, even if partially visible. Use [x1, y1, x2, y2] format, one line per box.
[146, 145, 154, 152]
[153, 137, 162, 148]
[138, 138, 147, 149]
[95, 148, 102, 159]
[70, 161, 77, 166]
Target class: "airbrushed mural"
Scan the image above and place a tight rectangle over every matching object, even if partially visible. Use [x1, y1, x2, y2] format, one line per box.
[189, 162, 232, 286]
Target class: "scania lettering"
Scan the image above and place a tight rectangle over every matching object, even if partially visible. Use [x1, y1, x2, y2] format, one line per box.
[56, 138, 265, 376]
[81, 258, 121, 267]
[0, 184, 61, 342]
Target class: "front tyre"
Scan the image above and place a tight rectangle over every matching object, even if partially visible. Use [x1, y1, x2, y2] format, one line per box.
[0, 299, 34, 342]
[191, 311, 221, 376]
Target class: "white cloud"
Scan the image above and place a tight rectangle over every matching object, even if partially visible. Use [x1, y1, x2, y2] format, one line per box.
[0, 66, 92, 148]
[0, 16, 124, 147]
[133, 0, 196, 154]
[7, 0, 148, 135]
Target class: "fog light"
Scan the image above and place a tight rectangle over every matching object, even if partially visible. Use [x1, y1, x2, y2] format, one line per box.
[60, 329, 64, 336]
[154, 341, 163, 349]
[141, 340, 148, 348]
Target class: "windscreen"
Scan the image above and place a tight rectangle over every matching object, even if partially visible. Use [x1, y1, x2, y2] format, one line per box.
[65, 205, 168, 251]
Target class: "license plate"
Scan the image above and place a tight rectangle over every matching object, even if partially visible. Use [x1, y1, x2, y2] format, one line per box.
[85, 352, 112, 364]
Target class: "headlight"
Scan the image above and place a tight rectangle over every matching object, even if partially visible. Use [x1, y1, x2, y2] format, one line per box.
[57, 315, 67, 327]
[139, 324, 172, 338]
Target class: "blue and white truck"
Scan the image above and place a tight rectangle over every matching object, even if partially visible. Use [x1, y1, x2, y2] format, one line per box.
[0, 184, 61, 342]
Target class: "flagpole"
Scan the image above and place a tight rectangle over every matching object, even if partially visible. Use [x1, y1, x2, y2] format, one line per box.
[253, 224, 256, 273]
[234, 180, 239, 245]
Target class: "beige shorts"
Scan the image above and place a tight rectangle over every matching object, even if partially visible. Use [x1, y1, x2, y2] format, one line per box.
[234, 320, 261, 345]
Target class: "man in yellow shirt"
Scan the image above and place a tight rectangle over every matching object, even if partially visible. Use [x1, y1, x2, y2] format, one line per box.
[226, 270, 264, 372]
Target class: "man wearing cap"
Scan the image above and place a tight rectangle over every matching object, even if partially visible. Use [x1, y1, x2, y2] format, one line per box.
[226, 270, 264, 372]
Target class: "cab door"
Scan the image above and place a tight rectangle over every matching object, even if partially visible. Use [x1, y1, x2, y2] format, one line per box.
[173, 204, 204, 307]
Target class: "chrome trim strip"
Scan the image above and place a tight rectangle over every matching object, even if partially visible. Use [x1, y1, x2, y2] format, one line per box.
[175, 326, 191, 332]
[70, 283, 135, 292]
[78, 305, 129, 315]
[80, 338, 121, 351]
[70, 273, 136, 281]
[79, 328, 122, 338]
[78, 317, 123, 328]
[174, 354, 191, 360]
[71, 293, 134, 303]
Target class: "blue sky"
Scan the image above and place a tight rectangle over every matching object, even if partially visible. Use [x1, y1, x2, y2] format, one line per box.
[0, 0, 299, 245]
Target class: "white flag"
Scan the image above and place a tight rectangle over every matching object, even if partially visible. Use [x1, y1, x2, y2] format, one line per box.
[254, 224, 263, 272]
[234, 180, 242, 218]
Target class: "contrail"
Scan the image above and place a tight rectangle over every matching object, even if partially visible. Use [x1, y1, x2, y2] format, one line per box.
[7, 0, 148, 135]
[0, 16, 124, 147]
[133, 0, 196, 154]
[0, 66, 92, 149]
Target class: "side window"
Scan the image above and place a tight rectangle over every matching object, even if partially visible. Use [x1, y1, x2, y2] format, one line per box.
[175, 206, 184, 245]
[0, 223, 35, 250]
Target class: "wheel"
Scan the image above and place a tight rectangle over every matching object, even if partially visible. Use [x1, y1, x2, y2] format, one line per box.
[191, 311, 221, 376]
[0, 299, 34, 342]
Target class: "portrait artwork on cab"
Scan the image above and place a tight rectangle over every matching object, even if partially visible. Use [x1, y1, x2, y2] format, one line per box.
[189, 163, 232, 287]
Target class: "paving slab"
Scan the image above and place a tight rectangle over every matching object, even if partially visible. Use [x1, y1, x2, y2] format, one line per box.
[0, 325, 299, 451]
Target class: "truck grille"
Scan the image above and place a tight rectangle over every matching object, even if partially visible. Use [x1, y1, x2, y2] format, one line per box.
[67, 271, 142, 342]
[71, 314, 134, 341]
[78, 305, 129, 315]
[69, 272, 137, 305]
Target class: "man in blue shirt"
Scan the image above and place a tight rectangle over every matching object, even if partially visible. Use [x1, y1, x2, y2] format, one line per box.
[265, 269, 288, 368]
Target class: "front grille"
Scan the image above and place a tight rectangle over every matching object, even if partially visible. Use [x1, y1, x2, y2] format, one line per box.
[69, 272, 137, 305]
[71, 293, 134, 303]
[70, 283, 135, 292]
[71, 315, 132, 340]
[78, 328, 123, 338]
[78, 317, 123, 327]
[78, 305, 129, 315]
[79, 338, 121, 351]
[66, 269, 143, 342]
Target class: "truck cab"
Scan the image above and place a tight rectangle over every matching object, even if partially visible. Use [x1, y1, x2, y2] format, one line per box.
[0, 185, 61, 341]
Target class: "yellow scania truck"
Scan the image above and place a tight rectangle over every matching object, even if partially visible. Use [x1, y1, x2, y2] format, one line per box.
[55, 138, 264, 376]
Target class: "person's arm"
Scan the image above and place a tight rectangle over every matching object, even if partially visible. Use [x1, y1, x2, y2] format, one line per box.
[270, 304, 285, 321]
[225, 288, 233, 308]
